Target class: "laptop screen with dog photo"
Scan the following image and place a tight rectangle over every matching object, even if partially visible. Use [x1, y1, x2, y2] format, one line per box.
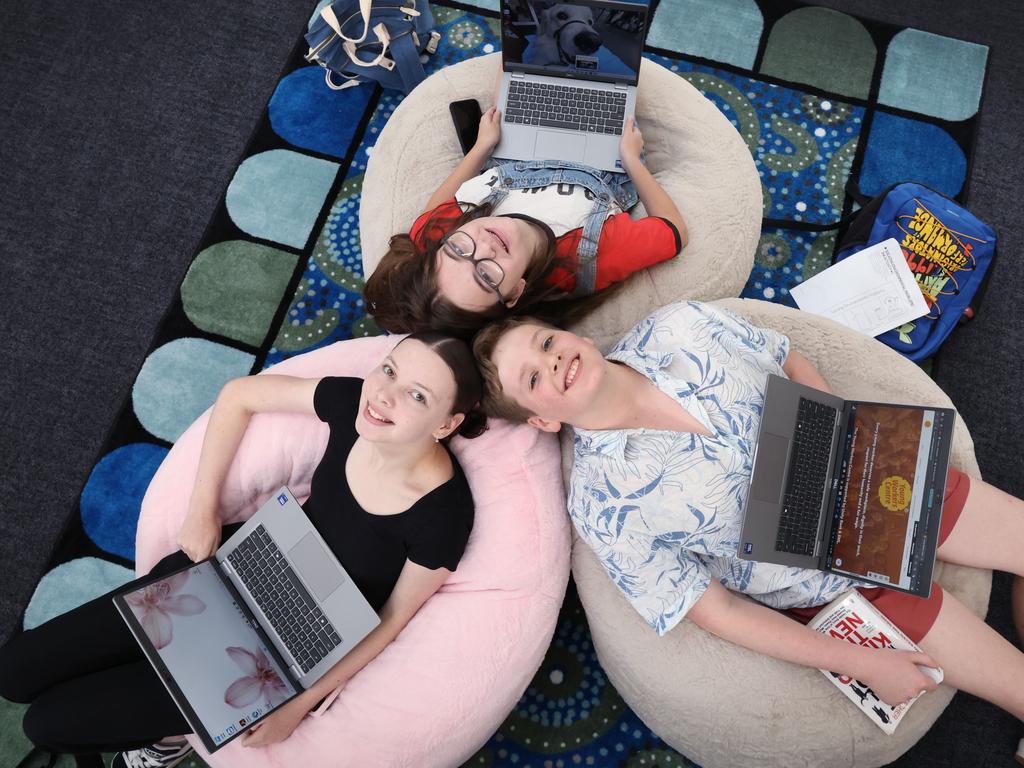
[501, 0, 648, 84]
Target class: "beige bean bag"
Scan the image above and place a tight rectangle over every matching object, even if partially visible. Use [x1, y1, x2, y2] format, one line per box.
[360, 53, 760, 307]
[565, 298, 992, 768]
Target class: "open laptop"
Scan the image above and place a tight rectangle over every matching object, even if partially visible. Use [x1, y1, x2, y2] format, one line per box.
[738, 375, 954, 597]
[493, 0, 649, 171]
[114, 487, 379, 752]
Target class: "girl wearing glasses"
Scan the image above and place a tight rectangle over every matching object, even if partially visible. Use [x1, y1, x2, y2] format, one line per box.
[364, 106, 687, 336]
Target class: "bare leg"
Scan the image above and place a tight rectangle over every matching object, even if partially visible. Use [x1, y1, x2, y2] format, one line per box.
[1014, 576, 1024, 646]
[936, 479, 1024, 577]
[918, 587, 1024, 720]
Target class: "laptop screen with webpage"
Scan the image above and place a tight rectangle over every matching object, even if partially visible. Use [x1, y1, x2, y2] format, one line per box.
[827, 403, 950, 592]
[117, 561, 300, 751]
[500, 0, 647, 85]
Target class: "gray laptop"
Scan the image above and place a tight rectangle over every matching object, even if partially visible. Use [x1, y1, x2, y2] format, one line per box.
[494, 0, 649, 172]
[738, 375, 954, 598]
[114, 486, 379, 752]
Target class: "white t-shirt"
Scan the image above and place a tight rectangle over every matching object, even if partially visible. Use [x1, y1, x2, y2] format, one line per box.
[455, 168, 622, 237]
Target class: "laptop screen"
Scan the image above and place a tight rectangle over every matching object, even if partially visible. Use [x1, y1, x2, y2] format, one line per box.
[118, 561, 299, 750]
[501, 0, 648, 85]
[827, 403, 951, 592]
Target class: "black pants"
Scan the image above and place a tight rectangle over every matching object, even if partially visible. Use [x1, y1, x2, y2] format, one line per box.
[0, 525, 241, 754]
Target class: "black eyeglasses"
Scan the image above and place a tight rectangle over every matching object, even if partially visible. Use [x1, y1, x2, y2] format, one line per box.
[440, 230, 510, 304]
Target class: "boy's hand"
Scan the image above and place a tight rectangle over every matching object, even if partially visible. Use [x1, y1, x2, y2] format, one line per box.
[619, 117, 644, 170]
[857, 649, 941, 708]
[473, 106, 502, 156]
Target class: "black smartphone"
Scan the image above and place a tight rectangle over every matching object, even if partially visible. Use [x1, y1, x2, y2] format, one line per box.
[449, 98, 483, 155]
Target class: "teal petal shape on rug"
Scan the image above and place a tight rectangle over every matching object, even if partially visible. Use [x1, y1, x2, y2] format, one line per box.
[81, 443, 169, 559]
[760, 8, 875, 99]
[269, 67, 376, 160]
[879, 30, 988, 121]
[859, 112, 966, 197]
[226, 150, 339, 249]
[132, 338, 255, 442]
[181, 240, 300, 347]
[23, 557, 136, 630]
[648, 0, 763, 69]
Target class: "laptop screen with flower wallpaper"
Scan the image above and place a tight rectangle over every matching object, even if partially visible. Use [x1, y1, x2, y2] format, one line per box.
[114, 561, 300, 752]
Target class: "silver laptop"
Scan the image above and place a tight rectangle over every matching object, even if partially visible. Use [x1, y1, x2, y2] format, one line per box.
[738, 375, 954, 598]
[494, 0, 649, 171]
[114, 487, 379, 752]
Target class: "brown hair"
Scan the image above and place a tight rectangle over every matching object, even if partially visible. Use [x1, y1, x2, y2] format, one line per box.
[471, 315, 558, 423]
[401, 331, 487, 439]
[363, 201, 579, 338]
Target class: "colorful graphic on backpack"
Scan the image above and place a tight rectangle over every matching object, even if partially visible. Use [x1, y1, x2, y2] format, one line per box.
[834, 182, 996, 361]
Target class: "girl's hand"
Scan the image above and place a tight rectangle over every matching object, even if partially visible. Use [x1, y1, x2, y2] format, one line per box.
[619, 117, 644, 169]
[857, 649, 941, 707]
[473, 106, 502, 156]
[177, 509, 222, 562]
[240, 696, 308, 748]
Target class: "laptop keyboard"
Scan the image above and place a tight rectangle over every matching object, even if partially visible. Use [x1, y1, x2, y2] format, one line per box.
[775, 398, 838, 556]
[227, 525, 342, 674]
[505, 80, 627, 134]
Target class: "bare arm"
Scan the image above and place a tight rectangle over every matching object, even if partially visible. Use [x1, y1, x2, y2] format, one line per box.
[423, 107, 503, 211]
[687, 580, 939, 706]
[178, 375, 322, 561]
[240, 559, 450, 747]
[618, 118, 688, 248]
[782, 349, 831, 394]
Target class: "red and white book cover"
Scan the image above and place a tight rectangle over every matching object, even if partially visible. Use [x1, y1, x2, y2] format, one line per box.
[808, 589, 944, 734]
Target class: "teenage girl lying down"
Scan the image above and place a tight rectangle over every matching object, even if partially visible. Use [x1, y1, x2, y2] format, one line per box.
[473, 301, 1024, 723]
[364, 106, 687, 336]
[0, 333, 484, 768]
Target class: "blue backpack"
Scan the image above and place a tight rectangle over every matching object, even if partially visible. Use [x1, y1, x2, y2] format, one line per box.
[767, 181, 998, 361]
[305, 0, 440, 94]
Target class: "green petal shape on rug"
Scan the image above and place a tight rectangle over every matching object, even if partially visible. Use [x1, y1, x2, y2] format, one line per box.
[879, 29, 988, 121]
[648, 0, 763, 69]
[759, 8, 875, 99]
[226, 149, 339, 250]
[132, 338, 255, 443]
[23, 557, 135, 630]
[181, 240, 300, 347]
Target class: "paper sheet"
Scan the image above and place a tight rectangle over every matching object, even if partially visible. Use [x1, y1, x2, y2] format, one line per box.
[790, 238, 929, 338]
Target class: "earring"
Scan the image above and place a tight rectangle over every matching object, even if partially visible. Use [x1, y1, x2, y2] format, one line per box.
[434, 435, 440, 443]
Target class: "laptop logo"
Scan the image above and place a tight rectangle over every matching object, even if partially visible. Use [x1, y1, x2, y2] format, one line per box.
[277, 493, 288, 505]
[744, 543, 753, 554]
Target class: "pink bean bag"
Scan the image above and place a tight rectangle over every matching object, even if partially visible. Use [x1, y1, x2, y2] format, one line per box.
[136, 335, 571, 768]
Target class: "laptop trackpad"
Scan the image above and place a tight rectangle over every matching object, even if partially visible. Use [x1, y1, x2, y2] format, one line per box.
[750, 433, 791, 504]
[289, 532, 344, 601]
[535, 130, 586, 162]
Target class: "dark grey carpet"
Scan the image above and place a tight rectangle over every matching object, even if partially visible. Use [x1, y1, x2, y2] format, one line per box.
[1, 0, 1020, 765]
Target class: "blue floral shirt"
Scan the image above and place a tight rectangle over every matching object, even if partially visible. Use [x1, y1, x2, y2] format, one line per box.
[569, 302, 858, 636]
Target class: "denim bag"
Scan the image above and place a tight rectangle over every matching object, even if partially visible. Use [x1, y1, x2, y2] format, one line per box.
[305, 0, 440, 94]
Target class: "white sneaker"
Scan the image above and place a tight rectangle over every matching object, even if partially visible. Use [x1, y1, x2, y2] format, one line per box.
[110, 739, 193, 768]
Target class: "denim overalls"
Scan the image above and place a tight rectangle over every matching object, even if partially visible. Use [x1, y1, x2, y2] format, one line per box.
[481, 158, 639, 297]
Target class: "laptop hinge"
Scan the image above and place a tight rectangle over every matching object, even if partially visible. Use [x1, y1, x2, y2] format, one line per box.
[289, 664, 303, 680]
[613, 82, 630, 90]
[511, 71, 525, 79]
[220, 560, 235, 577]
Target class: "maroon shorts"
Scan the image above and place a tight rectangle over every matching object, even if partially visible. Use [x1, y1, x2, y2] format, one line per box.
[787, 467, 970, 644]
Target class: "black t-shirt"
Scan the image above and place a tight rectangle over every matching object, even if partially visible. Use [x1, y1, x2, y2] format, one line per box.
[304, 376, 474, 612]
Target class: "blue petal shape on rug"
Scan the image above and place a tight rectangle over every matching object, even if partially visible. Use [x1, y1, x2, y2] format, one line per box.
[859, 112, 966, 197]
[226, 149, 339, 249]
[648, 0, 762, 69]
[24, 557, 136, 629]
[879, 29, 988, 121]
[269, 66, 375, 159]
[80, 443, 169, 560]
[132, 338, 255, 443]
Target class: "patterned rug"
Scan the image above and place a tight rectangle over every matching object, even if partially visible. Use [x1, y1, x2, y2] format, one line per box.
[2, 0, 989, 766]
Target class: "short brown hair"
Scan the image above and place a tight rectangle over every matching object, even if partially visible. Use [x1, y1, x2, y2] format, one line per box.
[472, 315, 558, 423]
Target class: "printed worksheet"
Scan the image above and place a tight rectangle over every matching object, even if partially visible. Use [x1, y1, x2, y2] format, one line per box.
[791, 238, 929, 338]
